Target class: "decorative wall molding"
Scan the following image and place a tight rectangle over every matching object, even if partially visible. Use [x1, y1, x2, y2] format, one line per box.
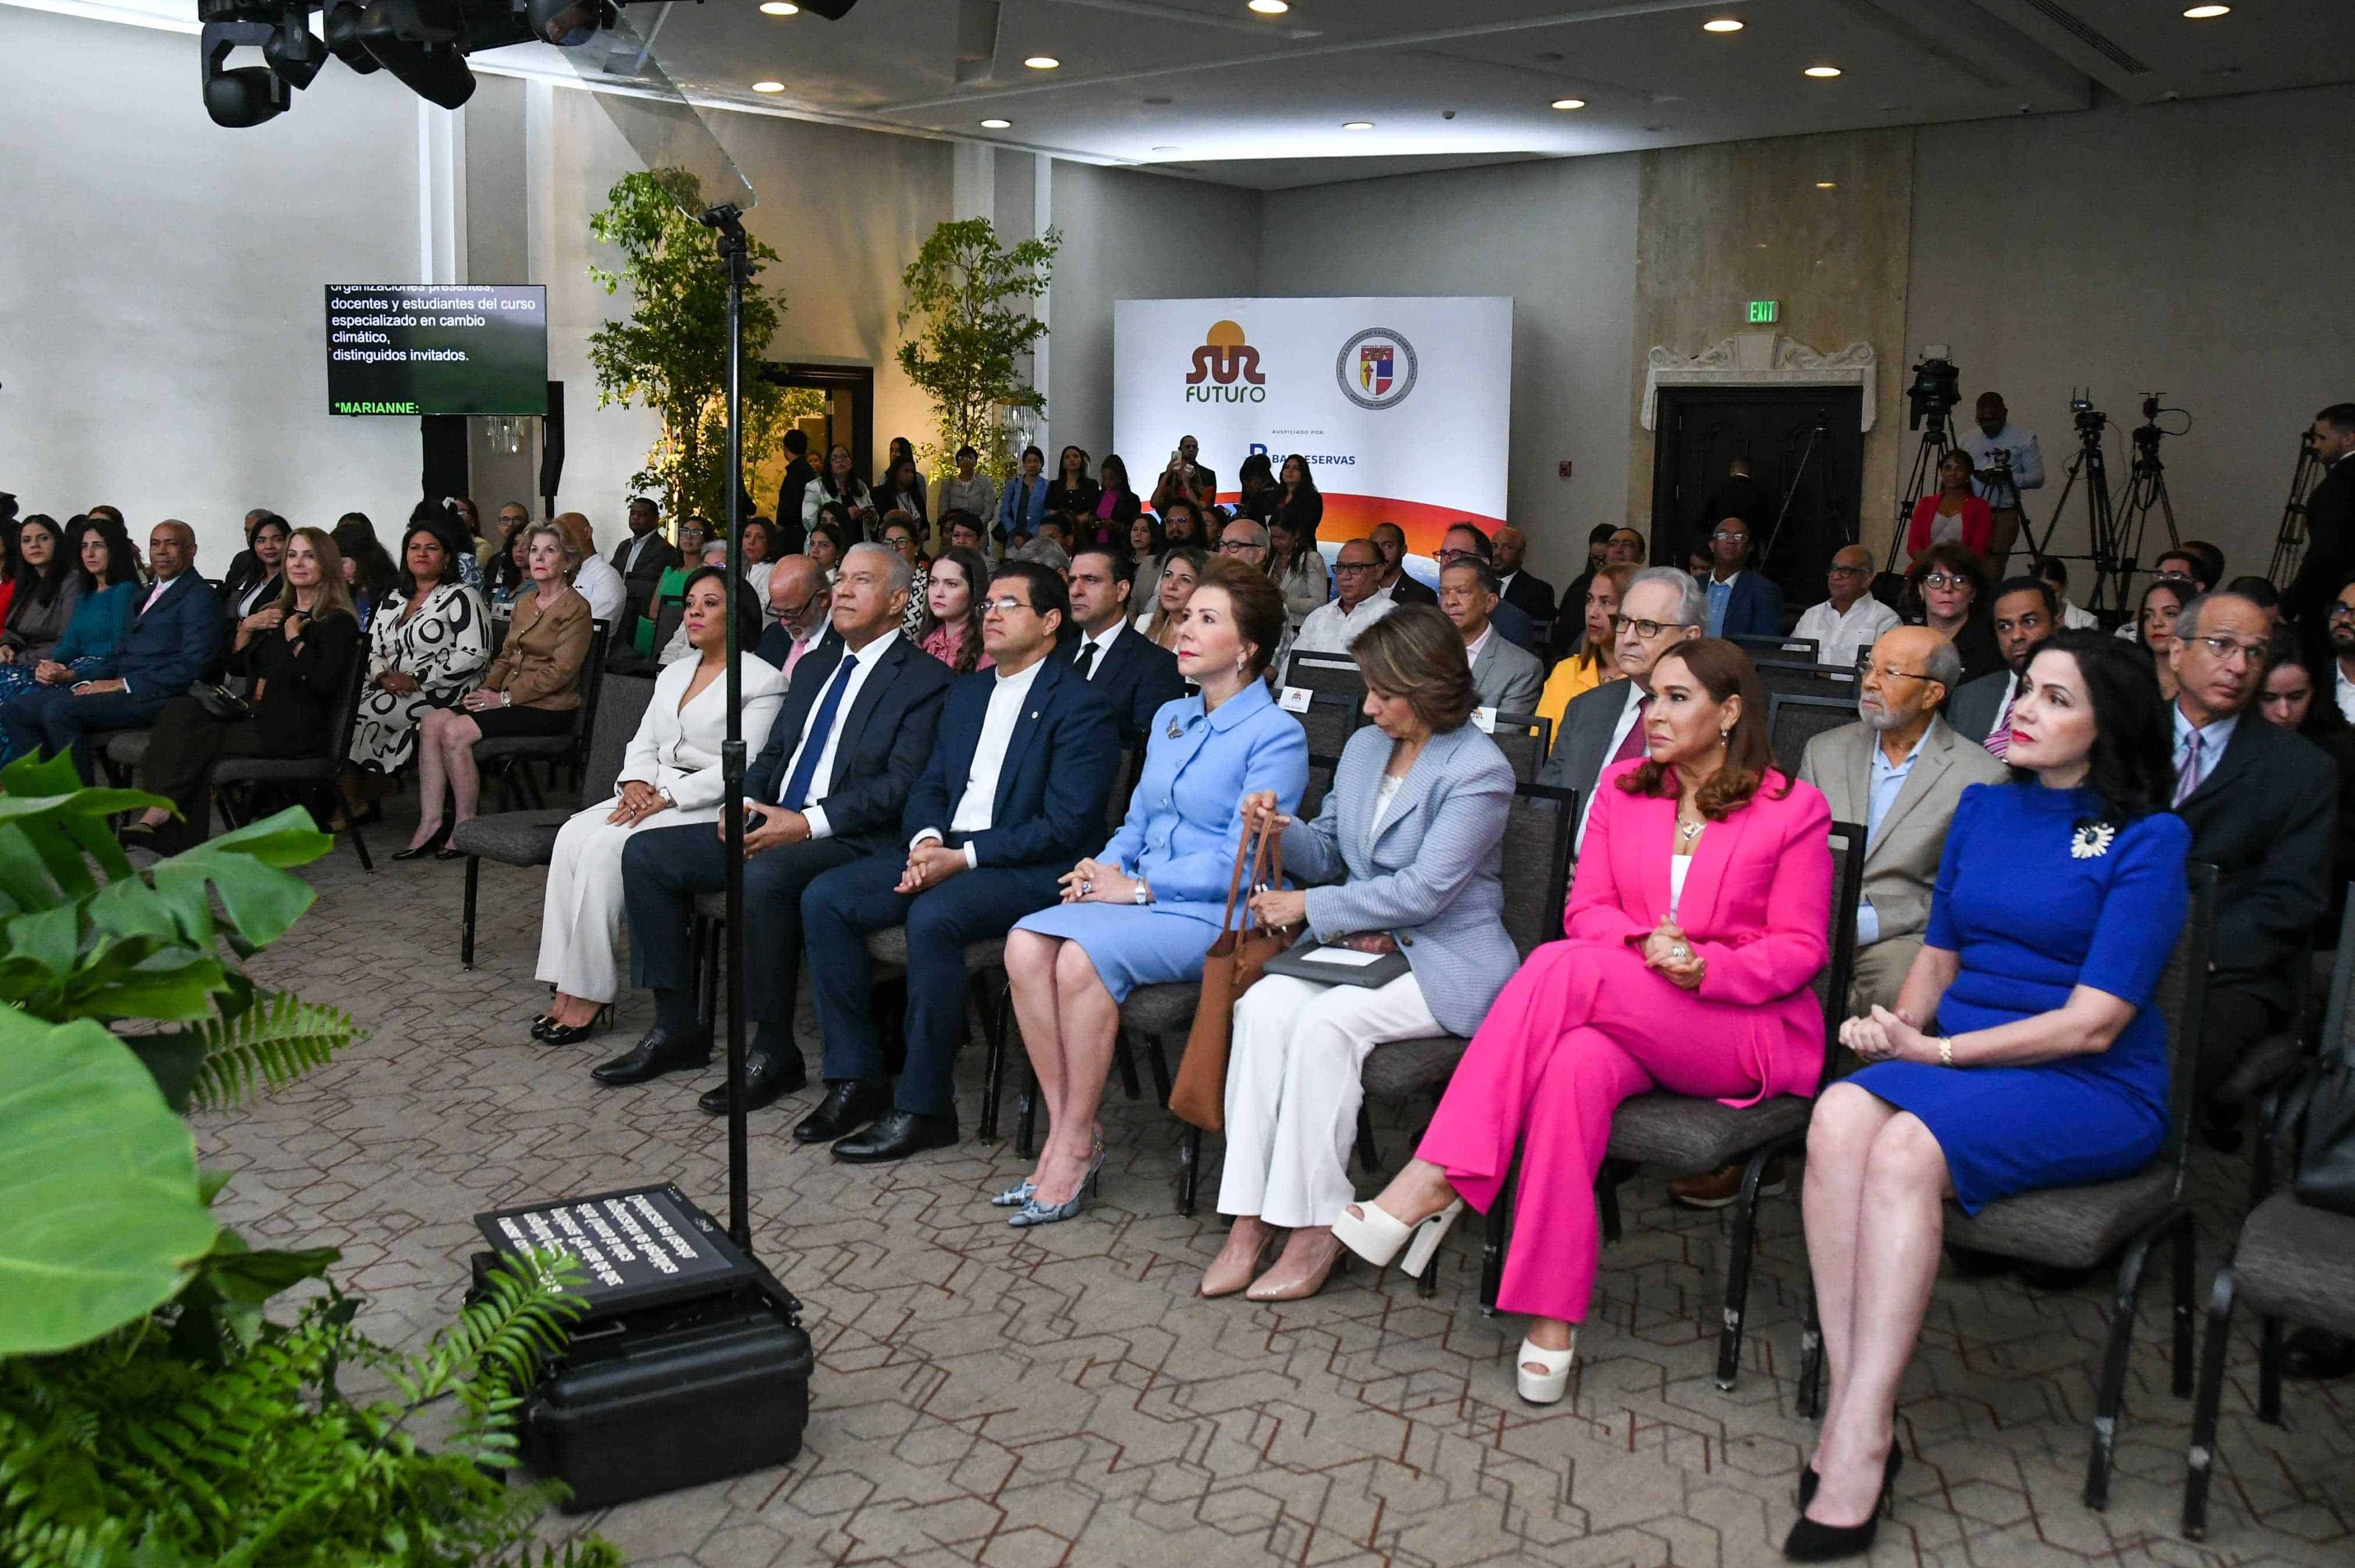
[1641, 331, 1877, 432]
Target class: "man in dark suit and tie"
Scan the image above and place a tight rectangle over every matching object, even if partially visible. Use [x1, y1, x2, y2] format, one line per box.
[1370, 522, 1439, 607]
[597, 542, 955, 1109]
[797, 561, 1120, 1161]
[771, 429, 817, 554]
[2164, 591, 2335, 1154]
[1061, 544, 1185, 746]
[1535, 566, 1705, 851]
[610, 496, 681, 642]
[5, 519, 219, 780]
[1493, 526, 1556, 625]
[753, 555, 835, 677]
[2286, 403, 2355, 664]
[1700, 515, 1783, 640]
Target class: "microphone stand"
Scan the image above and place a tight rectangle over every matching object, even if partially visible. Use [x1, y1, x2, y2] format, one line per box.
[1759, 408, 1830, 573]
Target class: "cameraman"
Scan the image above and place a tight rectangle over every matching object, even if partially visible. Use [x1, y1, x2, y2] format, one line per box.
[2286, 403, 2355, 665]
[1959, 392, 2043, 571]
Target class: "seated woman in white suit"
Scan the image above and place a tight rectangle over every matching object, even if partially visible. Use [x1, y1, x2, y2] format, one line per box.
[530, 566, 787, 1045]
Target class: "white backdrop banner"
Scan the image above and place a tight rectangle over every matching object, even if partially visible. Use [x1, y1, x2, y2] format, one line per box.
[1113, 296, 1512, 554]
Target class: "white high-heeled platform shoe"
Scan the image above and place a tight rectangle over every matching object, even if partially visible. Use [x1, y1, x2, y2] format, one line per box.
[1331, 1196, 1465, 1277]
[1515, 1330, 1578, 1405]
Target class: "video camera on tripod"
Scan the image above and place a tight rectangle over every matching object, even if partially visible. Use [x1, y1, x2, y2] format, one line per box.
[2071, 391, 2107, 439]
[1906, 355, 1962, 433]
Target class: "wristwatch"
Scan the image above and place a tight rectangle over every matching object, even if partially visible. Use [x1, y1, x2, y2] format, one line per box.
[1132, 879, 1151, 906]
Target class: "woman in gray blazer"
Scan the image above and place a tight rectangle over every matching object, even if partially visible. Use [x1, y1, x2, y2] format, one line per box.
[1207, 604, 1518, 1302]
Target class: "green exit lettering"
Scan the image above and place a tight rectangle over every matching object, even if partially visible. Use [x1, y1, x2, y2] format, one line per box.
[1748, 300, 1779, 325]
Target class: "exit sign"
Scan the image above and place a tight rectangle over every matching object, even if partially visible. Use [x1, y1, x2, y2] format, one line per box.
[1748, 300, 1779, 324]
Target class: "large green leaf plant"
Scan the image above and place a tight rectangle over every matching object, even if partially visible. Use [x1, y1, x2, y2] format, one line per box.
[0, 754, 616, 1565]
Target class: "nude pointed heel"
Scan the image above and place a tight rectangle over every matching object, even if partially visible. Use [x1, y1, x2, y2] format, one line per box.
[1516, 1331, 1577, 1405]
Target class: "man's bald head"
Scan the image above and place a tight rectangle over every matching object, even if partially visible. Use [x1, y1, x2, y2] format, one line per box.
[1827, 544, 1874, 611]
[148, 519, 195, 579]
[766, 554, 828, 636]
[1858, 625, 1959, 736]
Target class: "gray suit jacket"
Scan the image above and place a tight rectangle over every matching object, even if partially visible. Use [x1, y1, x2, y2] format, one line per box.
[1944, 670, 2014, 745]
[1797, 715, 2009, 945]
[1534, 675, 1637, 818]
[1471, 630, 1545, 717]
[1282, 721, 1520, 1036]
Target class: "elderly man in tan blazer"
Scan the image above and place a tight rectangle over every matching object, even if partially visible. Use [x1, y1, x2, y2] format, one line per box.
[1799, 624, 2010, 1013]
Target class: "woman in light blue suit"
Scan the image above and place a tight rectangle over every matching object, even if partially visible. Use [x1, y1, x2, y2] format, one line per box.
[1205, 604, 1519, 1300]
[1005, 559, 1310, 1228]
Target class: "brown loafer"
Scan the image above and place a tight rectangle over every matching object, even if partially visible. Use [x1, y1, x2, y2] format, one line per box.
[1669, 1157, 1787, 1210]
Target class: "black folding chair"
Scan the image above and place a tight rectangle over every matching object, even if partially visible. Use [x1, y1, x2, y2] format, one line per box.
[1286, 657, 1364, 701]
[1484, 711, 1552, 784]
[210, 653, 377, 871]
[1731, 633, 1820, 662]
[474, 619, 611, 810]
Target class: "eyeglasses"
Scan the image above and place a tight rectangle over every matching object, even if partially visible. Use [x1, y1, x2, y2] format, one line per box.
[2329, 604, 2355, 621]
[1610, 615, 1694, 639]
[1333, 560, 1380, 573]
[1919, 572, 1972, 591]
[1709, 529, 1748, 543]
[1865, 664, 1933, 684]
[1219, 539, 1264, 555]
[1828, 564, 1870, 578]
[2182, 633, 2268, 667]
[981, 596, 1034, 615]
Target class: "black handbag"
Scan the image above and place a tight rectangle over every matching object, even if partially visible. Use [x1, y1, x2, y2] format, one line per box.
[2293, 1045, 2355, 1216]
[189, 682, 251, 722]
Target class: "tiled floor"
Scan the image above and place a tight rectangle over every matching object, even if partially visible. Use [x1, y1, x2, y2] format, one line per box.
[207, 808, 2354, 1567]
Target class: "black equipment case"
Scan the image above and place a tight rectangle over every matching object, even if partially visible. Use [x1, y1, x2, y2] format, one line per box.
[471, 1183, 813, 1512]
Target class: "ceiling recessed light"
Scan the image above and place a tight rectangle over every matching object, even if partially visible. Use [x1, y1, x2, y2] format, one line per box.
[2183, 4, 2230, 16]
[1815, 180, 1836, 188]
[1550, 98, 1586, 111]
[1023, 55, 1060, 69]
[1247, 0, 1289, 12]
[1804, 65, 1842, 78]
[980, 117, 1012, 128]
[1702, 17, 1742, 31]
[751, 80, 785, 92]
[1342, 120, 1374, 130]
[758, 2, 798, 13]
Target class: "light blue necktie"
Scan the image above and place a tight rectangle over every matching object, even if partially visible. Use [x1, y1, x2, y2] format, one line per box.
[781, 655, 858, 811]
[2173, 730, 2204, 807]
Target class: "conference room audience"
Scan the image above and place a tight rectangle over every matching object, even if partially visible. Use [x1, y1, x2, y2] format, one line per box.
[412, 500, 483, 590]
[624, 514, 705, 653]
[998, 446, 1050, 543]
[1536, 566, 1705, 855]
[2257, 639, 2355, 929]
[1556, 525, 1617, 642]
[2282, 402, 2355, 661]
[122, 528, 362, 854]
[1369, 523, 1436, 607]
[2164, 589, 2335, 1150]
[1219, 516, 1271, 572]
[347, 521, 490, 787]
[557, 514, 626, 625]
[486, 516, 532, 610]
[880, 516, 929, 636]
[1792, 545, 1899, 671]
[1001, 558, 1308, 1227]
[2225, 573, 2285, 628]
[1063, 544, 1184, 747]
[532, 567, 785, 1045]
[218, 509, 270, 607]
[399, 523, 590, 860]
[1961, 391, 2045, 566]
[1945, 576, 2059, 751]
[2137, 578, 2188, 701]
[334, 514, 399, 627]
[1288, 539, 1396, 671]
[0, 518, 134, 704]
[1701, 515, 1783, 640]
[797, 560, 1121, 1161]
[876, 452, 929, 523]
[1275, 453, 1324, 537]
[653, 540, 733, 666]
[1159, 498, 1208, 550]
[1017, 515, 1073, 573]
[0, 514, 80, 675]
[1048, 446, 1100, 519]
[1268, 512, 1329, 629]
[1340, 638, 1831, 1405]
[941, 446, 998, 527]
[1087, 454, 1141, 546]
[220, 512, 287, 623]
[1906, 449, 1994, 564]
[754, 555, 834, 678]
[773, 429, 817, 547]
[1535, 562, 1632, 732]
[1494, 526, 1554, 625]
[2322, 577, 2355, 723]
[1150, 435, 1216, 515]
[1436, 523, 1537, 650]
[1233, 451, 1277, 524]
[806, 443, 875, 536]
[612, 496, 681, 637]
[942, 511, 988, 558]
[807, 519, 846, 582]
[1127, 512, 1166, 605]
[1904, 543, 2000, 686]
[2037, 556, 2100, 630]
[600, 543, 955, 1110]
[1794, 630, 2183, 1557]
[916, 546, 991, 673]
[1136, 546, 1205, 652]
[1208, 605, 1518, 1302]
[1441, 559, 1543, 717]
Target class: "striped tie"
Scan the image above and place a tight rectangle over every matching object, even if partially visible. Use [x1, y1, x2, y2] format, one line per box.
[1983, 692, 2014, 760]
[2173, 730, 2205, 808]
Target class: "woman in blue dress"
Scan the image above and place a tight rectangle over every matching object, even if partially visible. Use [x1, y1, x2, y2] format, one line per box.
[1002, 558, 1309, 1228]
[1788, 630, 2187, 1561]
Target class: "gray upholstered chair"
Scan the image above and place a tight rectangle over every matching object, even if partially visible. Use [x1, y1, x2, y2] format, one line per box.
[451, 668, 653, 968]
[1799, 861, 2218, 1514]
[1285, 656, 1363, 702]
[1483, 711, 1552, 785]
[1766, 690, 1859, 779]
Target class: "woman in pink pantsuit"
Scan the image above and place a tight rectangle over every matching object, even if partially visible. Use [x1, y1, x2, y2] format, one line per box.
[1333, 638, 1833, 1403]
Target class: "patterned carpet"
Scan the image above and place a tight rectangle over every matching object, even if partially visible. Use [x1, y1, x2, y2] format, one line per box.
[203, 806, 2353, 1567]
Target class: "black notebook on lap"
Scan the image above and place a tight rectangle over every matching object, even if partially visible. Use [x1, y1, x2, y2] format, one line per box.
[1262, 937, 1411, 989]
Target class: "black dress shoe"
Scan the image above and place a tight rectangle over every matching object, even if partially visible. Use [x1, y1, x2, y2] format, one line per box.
[696, 1045, 809, 1116]
[790, 1079, 891, 1143]
[2016, 1260, 2100, 1292]
[590, 1027, 712, 1086]
[833, 1109, 959, 1164]
[2282, 1327, 2355, 1381]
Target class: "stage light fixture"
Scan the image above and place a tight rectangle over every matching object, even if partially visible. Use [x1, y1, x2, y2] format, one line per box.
[1702, 17, 1741, 31]
[1550, 98, 1585, 110]
[1247, 1, 1289, 13]
[759, 1, 798, 11]
[1024, 55, 1059, 69]
[752, 79, 785, 91]
[1815, 180, 1836, 188]
[2183, 5, 2229, 16]
[1342, 120, 1373, 130]
[980, 116, 1012, 127]
[1804, 65, 1841, 77]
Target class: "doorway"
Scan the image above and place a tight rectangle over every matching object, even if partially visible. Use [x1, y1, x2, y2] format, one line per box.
[750, 361, 874, 519]
[1650, 386, 1865, 616]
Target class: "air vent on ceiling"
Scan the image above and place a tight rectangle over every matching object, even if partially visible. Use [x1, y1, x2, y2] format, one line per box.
[2017, 0, 2151, 74]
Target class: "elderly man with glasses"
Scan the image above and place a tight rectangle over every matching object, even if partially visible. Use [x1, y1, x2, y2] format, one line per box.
[1535, 566, 1705, 854]
[1287, 537, 1397, 673]
[1700, 515, 1784, 640]
[1437, 523, 1539, 652]
[1793, 544, 1899, 671]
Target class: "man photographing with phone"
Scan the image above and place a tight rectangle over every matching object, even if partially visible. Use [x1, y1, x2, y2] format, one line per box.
[1151, 433, 1216, 514]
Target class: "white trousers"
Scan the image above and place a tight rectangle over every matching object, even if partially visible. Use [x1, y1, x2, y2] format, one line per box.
[1217, 970, 1441, 1229]
[535, 797, 718, 1003]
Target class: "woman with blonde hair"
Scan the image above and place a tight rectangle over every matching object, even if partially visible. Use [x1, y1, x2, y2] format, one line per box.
[1136, 545, 1207, 653]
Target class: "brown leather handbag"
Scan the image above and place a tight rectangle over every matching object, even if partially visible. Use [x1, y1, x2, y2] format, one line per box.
[1166, 815, 1289, 1132]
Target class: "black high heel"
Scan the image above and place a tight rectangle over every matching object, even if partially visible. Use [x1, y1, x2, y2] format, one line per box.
[539, 1004, 614, 1046]
[1782, 1450, 1901, 1562]
[392, 819, 451, 861]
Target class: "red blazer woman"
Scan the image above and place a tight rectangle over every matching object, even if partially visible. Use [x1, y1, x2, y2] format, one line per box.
[1906, 494, 1993, 560]
[1564, 759, 1835, 1105]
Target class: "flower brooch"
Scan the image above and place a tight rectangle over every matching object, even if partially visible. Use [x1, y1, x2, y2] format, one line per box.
[2070, 821, 2117, 860]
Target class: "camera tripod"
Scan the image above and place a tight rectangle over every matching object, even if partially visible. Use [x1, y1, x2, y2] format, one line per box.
[2022, 411, 2125, 612]
[2109, 401, 2183, 600]
[2268, 431, 2326, 585]
[1883, 407, 1954, 574]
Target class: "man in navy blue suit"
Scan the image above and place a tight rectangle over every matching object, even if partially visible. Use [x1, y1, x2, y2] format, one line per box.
[596, 543, 954, 1111]
[1701, 514, 1784, 640]
[1060, 544, 1184, 748]
[796, 561, 1120, 1161]
[4, 519, 219, 779]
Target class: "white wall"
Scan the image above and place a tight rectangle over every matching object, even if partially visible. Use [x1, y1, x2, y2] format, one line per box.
[1049, 161, 1262, 466]
[1908, 84, 2355, 585]
[0, 8, 427, 566]
[1257, 157, 1641, 584]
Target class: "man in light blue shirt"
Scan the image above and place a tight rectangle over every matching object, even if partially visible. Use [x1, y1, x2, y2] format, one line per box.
[1959, 391, 2044, 567]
